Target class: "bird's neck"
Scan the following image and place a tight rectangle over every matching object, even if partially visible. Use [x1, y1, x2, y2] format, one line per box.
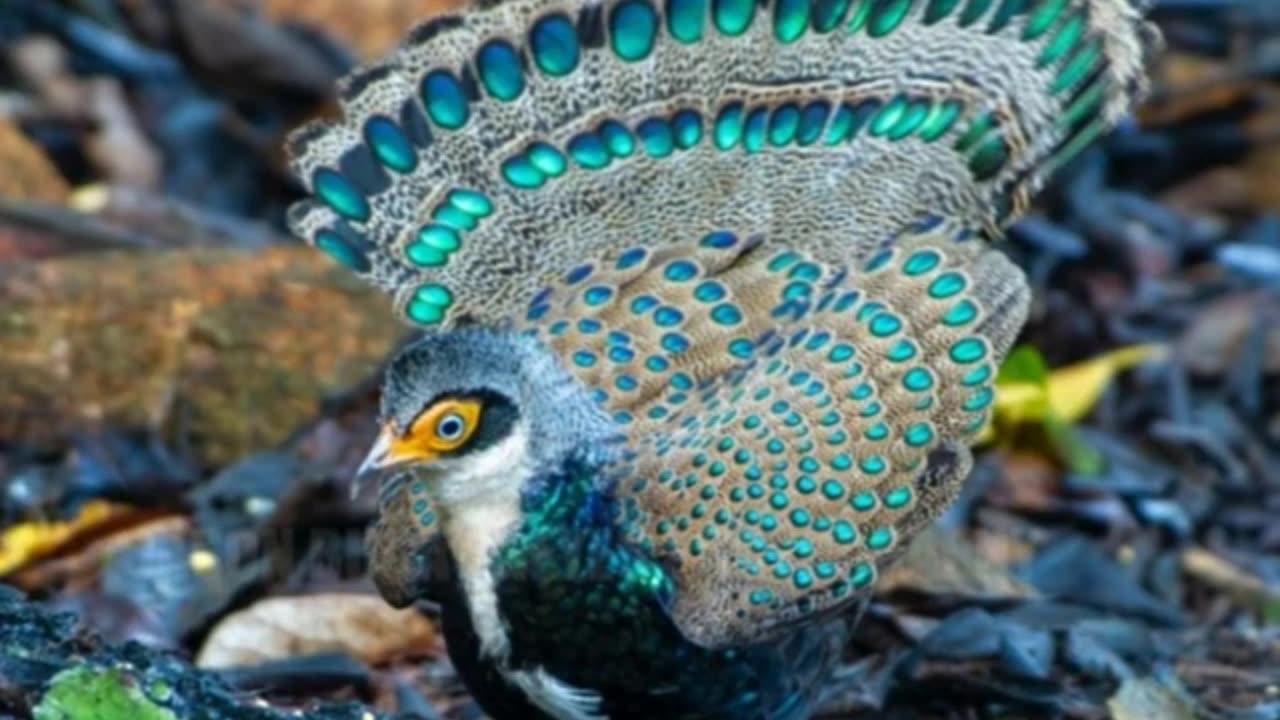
[435, 452, 610, 661]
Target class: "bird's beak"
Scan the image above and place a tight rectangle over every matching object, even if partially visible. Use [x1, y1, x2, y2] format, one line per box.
[353, 425, 415, 499]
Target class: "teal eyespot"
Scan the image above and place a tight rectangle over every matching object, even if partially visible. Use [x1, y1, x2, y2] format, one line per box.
[672, 110, 704, 149]
[919, 100, 965, 142]
[447, 189, 493, 217]
[530, 14, 579, 76]
[797, 101, 830, 145]
[406, 283, 453, 324]
[477, 40, 525, 100]
[924, 0, 962, 24]
[528, 142, 568, 177]
[868, 0, 914, 38]
[364, 117, 417, 173]
[313, 169, 369, 222]
[774, 0, 809, 42]
[950, 338, 987, 364]
[811, 0, 850, 31]
[768, 104, 800, 146]
[314, 230, 370, 272]
[715, 103, 746, 150]
[667, 0, 707, 42]
[713, 0, 756, 36]
[421, 70, 469, 130]
[637, 117, 675, 157]
[569, 133, 611, 169]
[611, 0, 659, 61]
[501, 155, 545, 189]
[600, 121, 636, 158]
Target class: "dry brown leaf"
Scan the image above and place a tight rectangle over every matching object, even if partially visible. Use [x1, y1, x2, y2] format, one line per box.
[880, 527, 1034, 599]
[196, 593, 440, 669]
[262, 0, 467, 58]
[0, 119, 69, 204]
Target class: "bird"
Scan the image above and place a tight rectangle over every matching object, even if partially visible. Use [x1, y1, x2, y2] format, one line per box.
[285, 1, 1156, 717]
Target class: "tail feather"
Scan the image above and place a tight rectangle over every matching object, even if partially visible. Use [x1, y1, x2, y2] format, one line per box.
[286, 0, 1155, 327]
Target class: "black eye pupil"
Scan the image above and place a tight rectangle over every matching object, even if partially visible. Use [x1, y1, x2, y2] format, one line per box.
[438, 416, 463, 439]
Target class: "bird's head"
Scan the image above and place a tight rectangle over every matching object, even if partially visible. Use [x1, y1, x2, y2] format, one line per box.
[356, 327, 615, 505]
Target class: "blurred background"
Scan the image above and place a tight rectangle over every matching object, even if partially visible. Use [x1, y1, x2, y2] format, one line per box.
[1, 1, 1279, 718]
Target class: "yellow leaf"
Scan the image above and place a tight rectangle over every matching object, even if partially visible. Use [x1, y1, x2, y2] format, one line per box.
[978, 343, 1167, 444]
[0, 501, 131, 577]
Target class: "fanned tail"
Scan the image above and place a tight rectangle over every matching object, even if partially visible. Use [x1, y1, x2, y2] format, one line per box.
[286, 0, 1156, 327]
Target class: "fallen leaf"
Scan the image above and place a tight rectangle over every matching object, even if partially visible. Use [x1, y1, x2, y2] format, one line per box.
[0, 119, 69, 204]
[978, 344, 1168, 468]
[195, 593, 440, 669]
[1107, 674, 1200, 720]
[0, 501, 138, 577]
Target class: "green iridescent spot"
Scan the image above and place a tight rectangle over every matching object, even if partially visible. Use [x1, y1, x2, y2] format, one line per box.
[1039, 12, 1085, 68]
[477, 40, 524, 101]
[796, 476, 817, 494]
[313, 169, 369, 222]
[833, 520, 856, 544]
[869, 313, 902, 337]
[448, 189, 493, 217]
[988, 0, 1031, 32]
[868, 0, 914, 38]
[569, 133, 611, 169]
[944, 299, 979, 326]
[964, 386, 995, 411]
[864, 423, 889, 441]
[793, 569, 814, 589]
[963, 365, 992, 386]
[904, 422, 933, 447]
[502, 155, 545, 188]
[903, 367, 933, 392]
[714, 103, 746, 150]
[867, 527, 894, 550]
[530, 14, 579, 76]
[860, 456, 886, 474]
[870, 96, 908, 137]
[743, 108, 768, 153]
[364, 117, 417, 173]
[851, 562, 875, 588]
[884, 487, 912, 509]
[790, 509, 811, 527]
[407, 227, 457, 266]
[774, 0, 809, 42]
[815, 562, 836, 579]
[969, 135, 1010, 180]
[315, 230, 369, 272]
[830, 454, 853, 471]
[637, 117, 675, 157]
[1053, 40, 1102, 95]
[611, 0, 659, 61]
[959, 0, 995, 26]
[433, 204, 477, 231]
[846, 0, 873, 31]
[852, 492, 877, 511]
[889, 99, 931, 140]
[713, 0, 756, 36]
[406, 283, 453, 324]
[599, 121, 636, 158]
[950, 338, 987, 364]
[923, 0, 962, 24]
[919, 100, 965, 142]
[672, 110, 703, 149]
[770, 492, 789, 510]
[825, 104, 855, 144]
[794, 538, 815, 558]
[1024, 0, 1068, 40]
[929, 272, 966, 298]
[822, 480, 845, 500]
[666, 0, 707, 43]
[955, 112, 997, 153]
[421, 70, 469, 130]
[768, 104, 800, 146]
[811, 0, 850, 31]
[903, 249, 941, 276]
[749, 588, 773, 605]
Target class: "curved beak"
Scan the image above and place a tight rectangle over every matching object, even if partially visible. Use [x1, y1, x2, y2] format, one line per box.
[352, 425, 438, 499]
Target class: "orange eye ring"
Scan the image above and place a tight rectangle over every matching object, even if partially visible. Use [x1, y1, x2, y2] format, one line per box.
[389, 397, 483, 462]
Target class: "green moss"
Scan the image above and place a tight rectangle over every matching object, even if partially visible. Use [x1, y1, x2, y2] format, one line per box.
[35, 667, 177, 720]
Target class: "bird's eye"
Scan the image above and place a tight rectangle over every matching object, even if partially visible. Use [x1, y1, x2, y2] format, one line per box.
[403, 397, 482, 456]
[436, 412, 467, 441]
